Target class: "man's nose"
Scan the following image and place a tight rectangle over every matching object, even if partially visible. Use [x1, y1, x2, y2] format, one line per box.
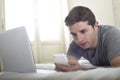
[76, 34, 83, 42]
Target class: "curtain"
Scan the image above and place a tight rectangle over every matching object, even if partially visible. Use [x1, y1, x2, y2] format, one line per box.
[0, 0, 5, 71]
[0, 0, 5, 32]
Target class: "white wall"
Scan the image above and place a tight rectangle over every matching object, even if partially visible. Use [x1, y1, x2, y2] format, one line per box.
[113, 0, 120, 28]
[68, 0, 115, 26]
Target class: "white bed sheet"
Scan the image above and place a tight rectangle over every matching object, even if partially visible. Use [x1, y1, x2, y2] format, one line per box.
[1, 62, 120, 80]
[0, 67, 120, 80]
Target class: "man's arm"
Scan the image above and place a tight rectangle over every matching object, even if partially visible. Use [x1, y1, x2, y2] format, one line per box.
[110, 56, 120, 67]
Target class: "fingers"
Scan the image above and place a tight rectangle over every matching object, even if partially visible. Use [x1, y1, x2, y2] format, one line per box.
[55, 63, 71, 72]
[67, 55, 78, 65]
[54, 55, 83, 72]
[67, 55, 76, 60]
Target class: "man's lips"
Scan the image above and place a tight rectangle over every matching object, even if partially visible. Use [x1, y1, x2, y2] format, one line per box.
[80, 42, 87, 46]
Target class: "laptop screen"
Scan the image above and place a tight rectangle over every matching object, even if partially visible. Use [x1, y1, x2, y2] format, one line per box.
[0, 26, 36, 73]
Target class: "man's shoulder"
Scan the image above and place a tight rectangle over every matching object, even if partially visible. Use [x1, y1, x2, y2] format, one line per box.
[99, 25, 120, 35]
[99, 25, 120, 44]
[99, 25, 115, 31]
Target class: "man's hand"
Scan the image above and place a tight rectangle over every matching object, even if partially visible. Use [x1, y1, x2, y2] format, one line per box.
[55, 55, 86, 72]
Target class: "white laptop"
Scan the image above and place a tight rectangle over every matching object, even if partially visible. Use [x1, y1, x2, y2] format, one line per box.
[0, 26, 36, 73]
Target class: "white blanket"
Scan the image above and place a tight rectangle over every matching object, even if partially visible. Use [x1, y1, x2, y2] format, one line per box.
[0, 67, 120, 80]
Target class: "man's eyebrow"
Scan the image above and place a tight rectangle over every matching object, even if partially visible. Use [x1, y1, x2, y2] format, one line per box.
[79, 28, 87, 32]
[70, 28, 87, 35]
[70, 32, 76, 35]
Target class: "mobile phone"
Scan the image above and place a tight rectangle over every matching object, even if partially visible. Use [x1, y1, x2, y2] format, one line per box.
[53, 54, 68, 66]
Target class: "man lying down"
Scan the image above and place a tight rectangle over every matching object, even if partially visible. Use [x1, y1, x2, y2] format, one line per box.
[55, 6, 120, 72]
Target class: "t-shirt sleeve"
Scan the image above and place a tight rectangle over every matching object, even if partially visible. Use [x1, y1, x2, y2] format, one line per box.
[67, 41, 83, 59]
[105, 27, 120, 61]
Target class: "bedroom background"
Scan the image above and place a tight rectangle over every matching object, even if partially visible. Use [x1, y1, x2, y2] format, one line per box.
[0, 0, 120, 71]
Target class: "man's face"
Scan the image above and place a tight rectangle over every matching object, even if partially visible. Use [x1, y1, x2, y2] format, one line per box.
[69, 21, 98, 49]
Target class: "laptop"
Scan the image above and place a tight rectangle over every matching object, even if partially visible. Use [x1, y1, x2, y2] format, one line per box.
[0, 26, 36, 73]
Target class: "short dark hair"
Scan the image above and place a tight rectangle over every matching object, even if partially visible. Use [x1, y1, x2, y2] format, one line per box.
[65, 6, 96, 27]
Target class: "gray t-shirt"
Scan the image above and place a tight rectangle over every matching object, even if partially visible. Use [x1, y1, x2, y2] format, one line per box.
[67, 25, 120, 66]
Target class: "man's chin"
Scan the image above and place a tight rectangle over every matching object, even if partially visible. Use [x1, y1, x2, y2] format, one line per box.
[80, 46, 89, 49]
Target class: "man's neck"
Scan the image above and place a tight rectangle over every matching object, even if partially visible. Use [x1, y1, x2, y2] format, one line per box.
[92, 27, 98, 49]
[87, 48, 96, 57]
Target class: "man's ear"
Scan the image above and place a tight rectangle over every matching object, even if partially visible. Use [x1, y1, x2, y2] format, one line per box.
[93, 21, 99, 31]
[94, 21, 99, 28]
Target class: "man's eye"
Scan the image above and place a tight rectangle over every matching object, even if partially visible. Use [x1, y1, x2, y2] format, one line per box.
[81, 29, 87, 34]
[70, 33, 77, 36]
[72, 34, 76, 36]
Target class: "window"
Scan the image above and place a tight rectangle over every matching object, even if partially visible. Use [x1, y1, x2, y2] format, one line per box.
[38, 0, 61, 41]
[4, 0, 69, 63]
[5, 0, 34, 41]
[5, 0, 64, 41]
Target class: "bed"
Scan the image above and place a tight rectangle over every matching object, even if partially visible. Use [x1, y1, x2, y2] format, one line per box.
[0, 62, 120, 80]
